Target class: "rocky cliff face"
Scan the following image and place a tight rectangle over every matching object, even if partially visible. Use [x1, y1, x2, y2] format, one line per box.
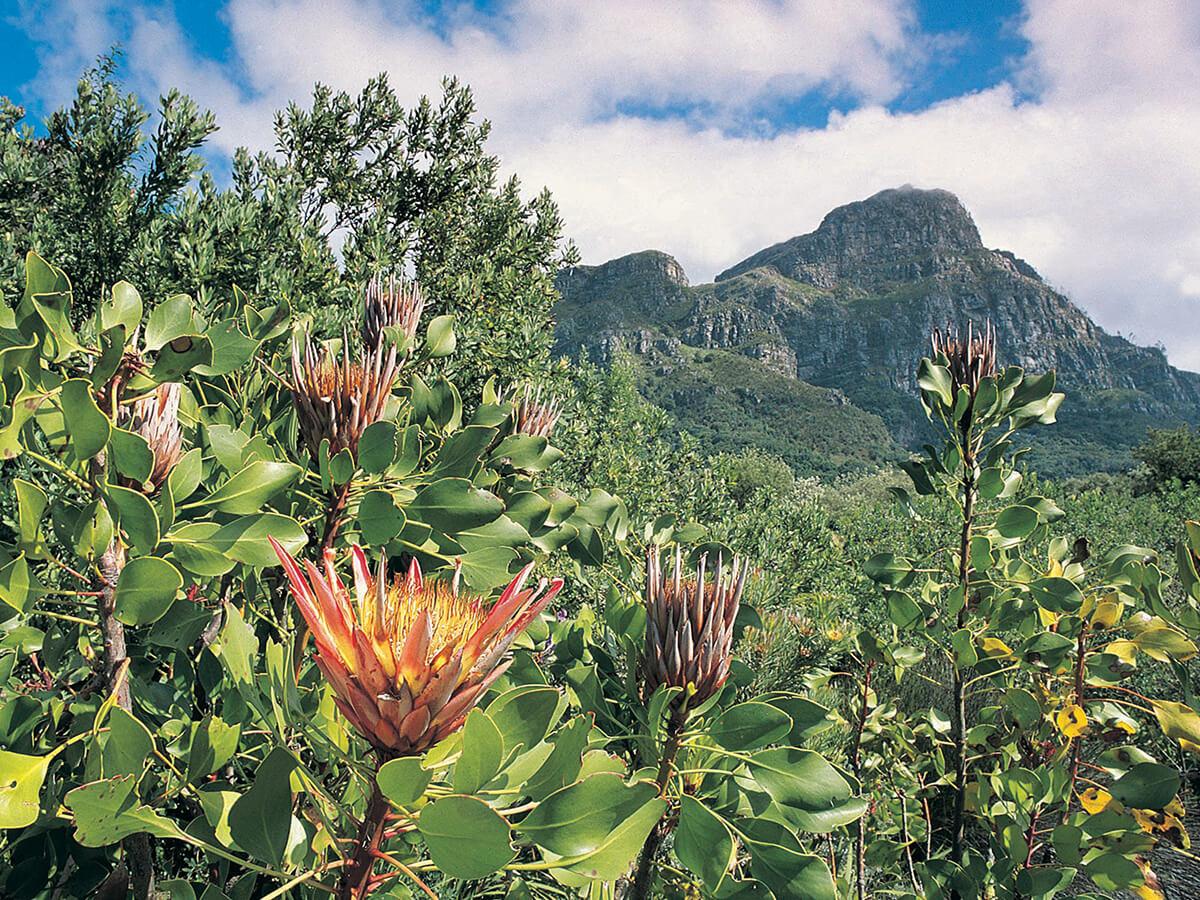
[556, 187, 1200, 475]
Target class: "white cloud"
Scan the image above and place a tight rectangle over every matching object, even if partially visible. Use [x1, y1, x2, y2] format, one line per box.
[15, 0, 1200, 369]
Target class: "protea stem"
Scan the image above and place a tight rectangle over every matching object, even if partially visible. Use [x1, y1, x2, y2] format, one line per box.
[340, 768, 393, 900]
[295, 480, 353, 678]
[629, 708, 687, 899]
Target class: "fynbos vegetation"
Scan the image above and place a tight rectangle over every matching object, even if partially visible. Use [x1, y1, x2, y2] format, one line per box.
[0, 62, 1198, 900]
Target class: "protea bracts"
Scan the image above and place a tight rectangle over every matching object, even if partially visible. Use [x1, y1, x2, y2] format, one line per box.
[123, 382, 183, 491]
[505, 384, 563, 438]
[363, 275, 425, 351]
[270, 538, 562, 754]
[641, 546, 745, 715]
[930, 320, 997, 399]
[289, 331, 398, 460]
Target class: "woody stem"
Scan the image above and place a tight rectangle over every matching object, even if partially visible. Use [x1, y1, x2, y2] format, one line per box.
[340, 772, 392, 900]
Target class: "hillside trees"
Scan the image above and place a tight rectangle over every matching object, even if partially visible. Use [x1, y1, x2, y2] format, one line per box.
[1, 58, 573, 394]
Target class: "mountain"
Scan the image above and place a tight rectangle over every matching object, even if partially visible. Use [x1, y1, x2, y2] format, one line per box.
[554, 187, 1200, 477]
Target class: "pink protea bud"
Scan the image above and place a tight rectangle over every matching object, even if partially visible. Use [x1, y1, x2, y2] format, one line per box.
[290, 331, 398, 460]
[126, 382, 183, 491]
[641, 546, 746, 714]
[272, 540, 562, 754]
[364, 275, 425, 351]
[500, 385, 562, 438]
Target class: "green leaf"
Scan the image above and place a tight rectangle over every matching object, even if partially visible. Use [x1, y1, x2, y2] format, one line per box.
[61, 378, 110, 460]
[101, 707, 155, 779]
[0, 553, 42, 613]
[195, 460, 301, 514]
[1083, 852, 1143, 891]
[759, 693, 834, 744]
[14, 477, 48, 550]
[419, 795, 515, 879]
[115, 556, 183, 626]
[228, 747, 299, 865]
[1029, 577, 1084, 614]
[144, 294, 196, 351]
[516, 774, 666, 879]
[105, 483, 160, 554]
[435, 425, 497, 476]
[212, 602, 258, 686]
[67, 776, 184, 845]
[0, 748, 50, 828]
[150, 334, 213, 382]
[711, 702, 793, 751]
[169, 447, 203, 501]
[676, 795, 735, 893]
[996, 504, 1039, 539]
[1132, 626, 1197, 662]
[487, 685, 564, 753]
[357, 421, 398, 474]
[453, 709, 505, 794]
[524, 714, 591, 801]
[917, 359, 954, 408]
[101, 282, 143, 336]
[745, 747, 864, 832]
[407, 477, 503, 535]
[425, 314, 457, 358]
[194, 318, 259, 376]
[110, 427, 154, 486]
[187, 717, 241, 783]
[358, 490, 407, 545]
[377, 758, 432, 807]
[739, 819, 837, 900]
[206, 514, 308, 567]
[1109, 762, 1180, 810]
[863, 553, 912, 586]
[169, 522, 236, 577]
[457, 547, 518, 591]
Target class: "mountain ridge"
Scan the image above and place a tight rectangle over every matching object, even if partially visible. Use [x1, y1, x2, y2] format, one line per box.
[555, 187, 1200, 476]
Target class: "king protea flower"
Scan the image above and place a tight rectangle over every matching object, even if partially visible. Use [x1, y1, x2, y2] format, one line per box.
[930, 320, 997, 399]
[642, 547, 746, 713]
[270, 539, 562, 754]
[504, 385, 562, 439]
[125, 382, 183, 491]
[363, 275, 425, 350]
[290, 331, 398, 459]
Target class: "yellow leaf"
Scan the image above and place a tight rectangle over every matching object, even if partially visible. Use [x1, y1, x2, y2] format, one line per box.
[1037, 607, 1059, 628]
[1080, 786, 1111, 814]
[1090, 599, 1123, 630]
[1055, 704, 1088, 738]
[1048, 558, 1064, 578]
[980, 637, 1013, 658]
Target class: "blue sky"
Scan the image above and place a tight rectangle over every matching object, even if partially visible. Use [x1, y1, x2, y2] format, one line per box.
[3, 1, 1200, 369]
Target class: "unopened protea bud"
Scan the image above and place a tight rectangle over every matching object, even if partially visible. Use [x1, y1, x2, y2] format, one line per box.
[126, 382, 183, 491]
[271, 539, 562, 754]
[290, 331, 398, 459]
[930, 320, 997, 398]
[502, 385, 562, 438]
[642, 546, 745, 714]
[364, 275, 425, 350]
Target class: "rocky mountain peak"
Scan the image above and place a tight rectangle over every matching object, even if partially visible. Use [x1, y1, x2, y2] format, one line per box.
[716, 185, 984, 287]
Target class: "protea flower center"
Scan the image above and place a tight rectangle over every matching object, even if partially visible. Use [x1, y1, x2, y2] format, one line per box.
[363, 275, 425, 350]
[642, 547, 746, 714]
[271, 539, 562, 754]
[290, 332, 398, 459]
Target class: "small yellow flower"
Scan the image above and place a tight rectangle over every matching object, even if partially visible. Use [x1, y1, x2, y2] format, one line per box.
[1079, 786, 1111, 814]
[1055, 704, 1088, 738]
[825, 626, 845, 642]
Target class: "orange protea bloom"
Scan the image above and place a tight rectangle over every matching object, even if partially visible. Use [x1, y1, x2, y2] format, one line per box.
[271, 539, 562, 754]
[290, 331, 398, 459]
[642, 546, 745, 714]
